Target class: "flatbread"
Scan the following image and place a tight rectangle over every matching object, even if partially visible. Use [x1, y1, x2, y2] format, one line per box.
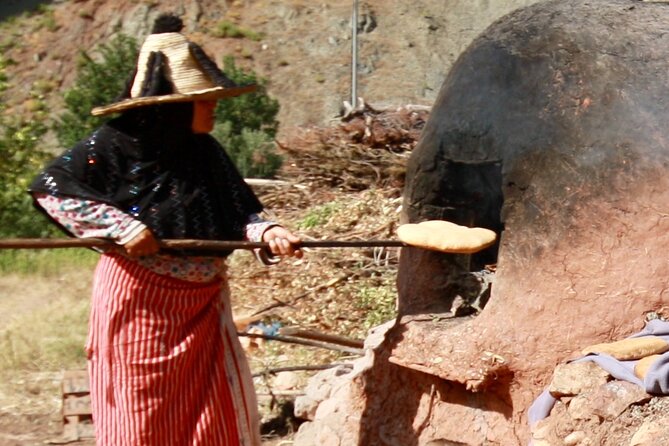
[397, 220, 497, 254]
[581, 336, 669, 361]
[634, 354, 662, 380]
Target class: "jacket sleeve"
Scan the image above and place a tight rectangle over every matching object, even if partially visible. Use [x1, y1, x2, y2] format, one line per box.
[33, 192, 146, 244]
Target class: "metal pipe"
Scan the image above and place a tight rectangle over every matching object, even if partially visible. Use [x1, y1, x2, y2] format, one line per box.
[351, 0, 359, 109]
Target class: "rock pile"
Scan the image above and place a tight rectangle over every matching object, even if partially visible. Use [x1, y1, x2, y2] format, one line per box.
[532, 361, 669, 446]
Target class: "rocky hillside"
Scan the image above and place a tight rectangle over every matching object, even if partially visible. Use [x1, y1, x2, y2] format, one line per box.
[1, 0, 540, 140]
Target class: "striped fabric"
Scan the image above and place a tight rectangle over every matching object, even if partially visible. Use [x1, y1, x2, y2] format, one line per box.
[86, 254, 261, 445]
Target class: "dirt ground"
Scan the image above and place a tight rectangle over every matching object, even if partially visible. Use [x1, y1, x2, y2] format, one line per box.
[0, 108, 414, 445]
[0, 191, 398, 444]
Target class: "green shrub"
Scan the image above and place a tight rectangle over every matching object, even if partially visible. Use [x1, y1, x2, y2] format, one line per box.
[298, 203, 339, 229]
[0, 115, 55, 238]
[355, 277, 397, 329]
[0, 56, 7, 98]
[213, 20, 264, 41]
[213, 56, 282, 178]
[55, 34, 139, 148]
[217, 56, 280, 137]
[212, 124, 282, 178]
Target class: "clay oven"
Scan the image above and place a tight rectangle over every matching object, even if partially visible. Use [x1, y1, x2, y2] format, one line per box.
[295, 1, 669, 444]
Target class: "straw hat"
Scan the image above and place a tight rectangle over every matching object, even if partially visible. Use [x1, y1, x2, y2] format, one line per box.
[91, 15, 256, 116]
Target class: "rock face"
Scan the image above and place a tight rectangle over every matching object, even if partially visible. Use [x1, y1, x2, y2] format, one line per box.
[296, 0, 669, 444]
[2, 0, 541, 138]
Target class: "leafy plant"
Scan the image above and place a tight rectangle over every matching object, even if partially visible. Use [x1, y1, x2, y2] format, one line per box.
[212, 124, 282, 178]
[55, 34, 138, 148]
[298, 203, 339, 229]
[213, 56, 282, 178]
[0, 73, 55, 238]
[355, 277, 397, 329]
[217, 56, 280, 137]
[213, 20, 264, 41]
[0, 56, 7, 98]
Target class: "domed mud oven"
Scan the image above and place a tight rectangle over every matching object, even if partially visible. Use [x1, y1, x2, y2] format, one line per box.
[293, 0, 669, 445]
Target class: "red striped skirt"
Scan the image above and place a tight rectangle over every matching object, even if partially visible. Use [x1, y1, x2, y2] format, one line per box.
[86, 254, 260, 445]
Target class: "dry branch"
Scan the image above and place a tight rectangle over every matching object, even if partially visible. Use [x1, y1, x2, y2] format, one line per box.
[238, 332, 364, 356]
[252, 363, 352, 378]
[276, 105, 428, 192]
[278, 327, 364, 349]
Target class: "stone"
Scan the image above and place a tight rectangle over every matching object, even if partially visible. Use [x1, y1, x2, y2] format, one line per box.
[548, 362, 610, 397]
[293, 365, 352, 420]
[564, 431, 586, 445]
[293, 421, 319, 446]
[316, 425, 341, 446]
[293, 395, 319, 422]
[530, 418, 552, 442]
[567, 381, 650, 421]
[589, 381, 651, 420]
[273, 371, 300, 391]
[567, 394, 599, 422]
[630, 417, 669, 445]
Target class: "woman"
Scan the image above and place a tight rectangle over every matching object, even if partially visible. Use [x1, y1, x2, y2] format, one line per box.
[29, 14, 299, 445]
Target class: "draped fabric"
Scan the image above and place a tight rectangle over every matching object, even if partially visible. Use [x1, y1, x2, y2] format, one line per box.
[88, 254, 261, 446]
[29, 103, 263, 256]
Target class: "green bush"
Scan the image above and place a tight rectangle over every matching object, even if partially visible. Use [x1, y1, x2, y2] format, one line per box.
[55, 34, 139, 148]
[298, 203, 340, 230]
[0, 55, 7, 98]
[0, 108, 55, 238]
[213, 56, 282, 178]
[213, 20, 264, 41]
[212, 124, 282, 178]
[216, 56, 280, 137]
[355, 277, 397, 330]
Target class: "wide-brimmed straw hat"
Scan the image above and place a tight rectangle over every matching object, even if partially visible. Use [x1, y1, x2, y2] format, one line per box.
[91, 14, 256, 116]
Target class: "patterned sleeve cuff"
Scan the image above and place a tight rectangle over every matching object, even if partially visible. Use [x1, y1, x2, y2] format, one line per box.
[116, 220, 148, 245]
[245, 213, 282, 265]
[245, 213, 279, 242]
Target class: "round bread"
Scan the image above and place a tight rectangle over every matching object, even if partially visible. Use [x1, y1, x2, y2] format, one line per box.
[397, 220, 497, 254]
[581, 336, 669, 361]
[634, 354, 662, 380]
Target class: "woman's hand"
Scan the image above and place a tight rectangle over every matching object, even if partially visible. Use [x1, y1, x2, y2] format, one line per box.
[123, 228, 160, 257]
[262, 226, 303, 259]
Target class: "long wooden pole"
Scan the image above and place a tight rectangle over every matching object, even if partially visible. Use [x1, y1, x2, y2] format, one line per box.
[0, 238, 406, 251]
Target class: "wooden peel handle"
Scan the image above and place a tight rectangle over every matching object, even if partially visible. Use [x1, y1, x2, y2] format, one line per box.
[0, 238, 406, 251]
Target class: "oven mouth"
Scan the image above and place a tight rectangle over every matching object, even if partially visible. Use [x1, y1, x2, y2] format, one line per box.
[400, 158, 504, 316]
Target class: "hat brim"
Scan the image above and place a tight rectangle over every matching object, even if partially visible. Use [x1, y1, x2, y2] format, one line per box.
[91, 84, 257, 116]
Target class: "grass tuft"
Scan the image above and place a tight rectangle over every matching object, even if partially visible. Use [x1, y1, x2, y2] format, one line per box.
[0, 249, 98, 276]
[297, 202, 340, 230]
[0, 294, 89, 373]
[213, 20, 264, 41]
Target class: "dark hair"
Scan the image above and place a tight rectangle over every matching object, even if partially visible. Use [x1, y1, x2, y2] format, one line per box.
[152, 14, 184, 34]
[188, 43, 238, 88]
[139, 51, 173, 97]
